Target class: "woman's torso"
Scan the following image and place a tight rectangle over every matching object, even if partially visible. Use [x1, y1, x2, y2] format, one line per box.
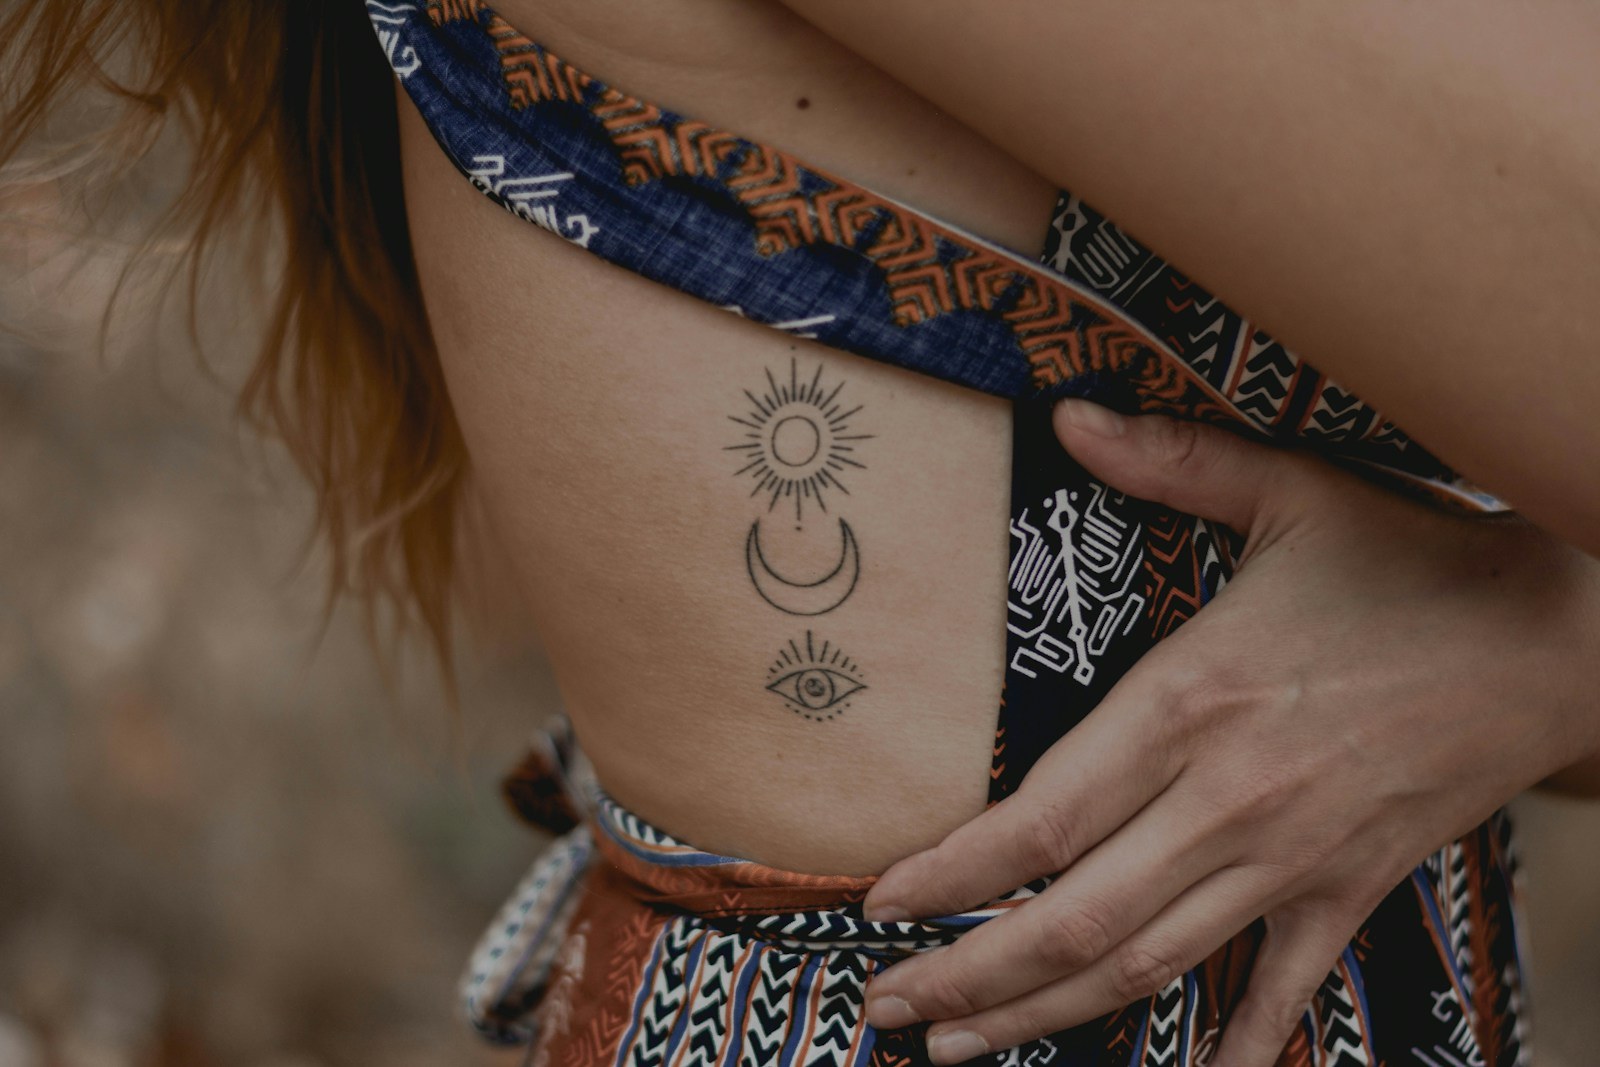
[398, 0, 1060, 874]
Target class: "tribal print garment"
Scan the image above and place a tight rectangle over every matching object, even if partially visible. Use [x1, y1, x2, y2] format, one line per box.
[468, 724, 1527, 1067]
[366, 2, 1533, 1064]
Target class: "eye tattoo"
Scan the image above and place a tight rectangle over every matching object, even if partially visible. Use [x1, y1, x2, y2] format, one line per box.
[725, 357, 872, 525]
[765, 630, 867, 722]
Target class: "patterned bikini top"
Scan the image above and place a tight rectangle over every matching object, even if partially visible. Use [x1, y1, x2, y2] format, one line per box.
[369, 0, 1501, 797]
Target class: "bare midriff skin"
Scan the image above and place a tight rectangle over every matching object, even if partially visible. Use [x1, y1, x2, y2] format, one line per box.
[397, 0, 1061, 876]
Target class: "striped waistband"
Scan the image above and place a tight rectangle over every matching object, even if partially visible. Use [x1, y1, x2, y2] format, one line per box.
[589, 792, 1039, 952]
[462, 721, 1040, 1044]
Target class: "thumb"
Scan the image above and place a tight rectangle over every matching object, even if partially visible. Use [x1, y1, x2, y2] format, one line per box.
[1052, 398, 1315, 534]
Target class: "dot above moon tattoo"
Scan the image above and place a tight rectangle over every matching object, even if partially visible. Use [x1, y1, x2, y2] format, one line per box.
[725, 357, 872, 524]
[765, 630, 867, 722]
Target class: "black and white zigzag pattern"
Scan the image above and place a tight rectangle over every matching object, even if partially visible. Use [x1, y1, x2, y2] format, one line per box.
[798, 953, 871, 1067]
[1313, 964, 1373, 1067]
[1502, 960, 1531, 1067]
[675, 931, 746, 1067]
[1190, 517, 1232, 599]
[739, 948, 806, 1067]
[1227, 341, 1304, 430]
[1441, 842, 1477, 1002]
[459, 826, 594, 1044]
[748, 910, 963, 957]
[623, 918, 701, 1067]
[601, 800, 682, 850]
[1142, 979, 1185, 1067]
[618, 918, 875, 1067]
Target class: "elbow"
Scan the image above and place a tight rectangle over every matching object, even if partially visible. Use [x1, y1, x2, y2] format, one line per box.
[1537, 749, 1600, 799]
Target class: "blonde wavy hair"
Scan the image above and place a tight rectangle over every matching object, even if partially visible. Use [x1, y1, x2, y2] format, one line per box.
[1, 0, 464, 670]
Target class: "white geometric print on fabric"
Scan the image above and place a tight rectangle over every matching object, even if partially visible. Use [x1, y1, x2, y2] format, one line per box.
[1503, 966, 1532, 1067]
[1418, 984, 1487, 1067]
[1440, 841, 1478, 1002]
[1495, 810, 1534, 1067]
[367, 1, 422, 79]
[718, 305, 840, 340]
[744, 881, 1040, 956]
[614, 918, 878, 1067]
[1300, 381, 1408, 450]
[1007, 483, 1145, 684]
[1191, 517, 1231, 599]
[1044, 192, 1509, 511]
[465, 155, 601, 247]
[995, 1036, 1063, 1067]
[459, 826, 596, 1045]
[1044, 196, 1160, 307]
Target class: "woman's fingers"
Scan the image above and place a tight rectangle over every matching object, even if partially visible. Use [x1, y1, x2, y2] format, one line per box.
[865, 779, 1231, 1025]
[862, 665, 1180, 922]
[1210, 909, 1363, 1067]
[917, 864, 1283, 1064]
[1052, 400, 1325, 537]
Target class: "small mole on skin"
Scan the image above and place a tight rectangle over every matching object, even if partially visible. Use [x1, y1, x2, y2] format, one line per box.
[796, 97, 811, 110]
[906, 167, 917, 176]
[1491, 567, 1502, 578]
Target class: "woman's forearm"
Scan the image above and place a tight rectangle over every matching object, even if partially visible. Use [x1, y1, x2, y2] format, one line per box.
[776, 0, 1600, 554]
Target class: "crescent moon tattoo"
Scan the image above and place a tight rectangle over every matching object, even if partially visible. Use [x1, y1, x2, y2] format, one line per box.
[745, 519, 861, 616]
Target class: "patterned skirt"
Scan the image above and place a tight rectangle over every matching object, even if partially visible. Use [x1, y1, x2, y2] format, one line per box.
[461, 725, 1529, 1067]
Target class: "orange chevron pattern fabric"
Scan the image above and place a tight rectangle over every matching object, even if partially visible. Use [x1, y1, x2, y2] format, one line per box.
[467, 29, 1244, 414]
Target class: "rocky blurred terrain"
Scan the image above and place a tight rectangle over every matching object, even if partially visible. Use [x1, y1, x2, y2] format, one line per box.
[0, 142, 1595, 1067]
[0, 177, 548, 1065]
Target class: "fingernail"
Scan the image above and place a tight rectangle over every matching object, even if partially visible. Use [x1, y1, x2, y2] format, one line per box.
[927, 1029, 990, 1064]
[1055, 398, 1126, 437]
[863, 902, 912, 923]
[865, 994, 920, 1030]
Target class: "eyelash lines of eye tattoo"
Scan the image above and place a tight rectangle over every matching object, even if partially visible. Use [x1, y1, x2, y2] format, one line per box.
[728, 355, 873, 721]
[765, 630, 867, 722]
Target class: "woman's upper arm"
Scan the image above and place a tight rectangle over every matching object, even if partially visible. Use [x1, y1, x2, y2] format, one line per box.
[775, 0, 1600, 555]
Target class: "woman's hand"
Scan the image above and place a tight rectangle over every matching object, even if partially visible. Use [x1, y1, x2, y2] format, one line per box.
[860, 399, 1600, 1066]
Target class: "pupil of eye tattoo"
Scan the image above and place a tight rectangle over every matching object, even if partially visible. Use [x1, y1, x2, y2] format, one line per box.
[765, 630, 866, 722]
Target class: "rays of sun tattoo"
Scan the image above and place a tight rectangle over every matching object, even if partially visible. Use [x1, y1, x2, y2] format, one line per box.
[765, 630, 867, 722]
[725, 357, 873, 525]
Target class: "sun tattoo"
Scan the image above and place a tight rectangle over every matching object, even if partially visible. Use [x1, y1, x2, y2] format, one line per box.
[725, 358, 873, 524]
[765, 630, 867, 722]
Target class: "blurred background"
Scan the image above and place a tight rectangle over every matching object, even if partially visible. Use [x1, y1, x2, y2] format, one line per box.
[0, 135, 544, 1066]
[0, 113, 1597, 1067]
